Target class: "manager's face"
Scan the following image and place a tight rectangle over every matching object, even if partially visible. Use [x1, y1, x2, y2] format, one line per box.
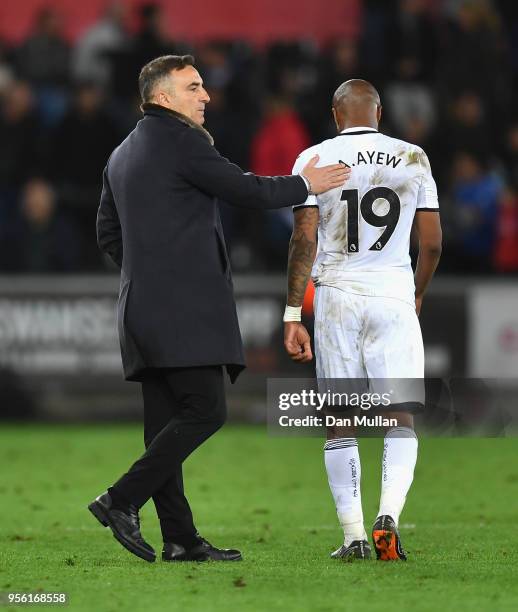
[161, 65, 210, 126]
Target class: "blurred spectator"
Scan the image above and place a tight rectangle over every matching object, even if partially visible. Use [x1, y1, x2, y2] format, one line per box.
[251, 95, 310, 267]
[204, 86, 254, 170]
[387, 0, 437, 81]
[433, 92, 493, 186]
[132, 2, 179, 65]
[110, 2, 188, 119]
[73, 2, 129, 87]
[449, 152, 502, 272]
[384, 73, 436, 138]
[16, 7, 70, 88]
[265, 42, 316, 96]
[265, 43, 318, 139]
[198, 42, 257, 166]
[251, 96, 310, 177]
[496, 0, 518, 109]
[0, 178, 79, 272]
[15, 7, 70, 126]
[493, 188, 518, 272]
[399, 115, 435, 151]
[358, 0, 393, 83]
[50, 82, 122, 268]
[501, 123, 518, 186]
[0, 81, 43, 201]
[310, 39, 362, 141]
[197, 41, 234, 90]
[204, 82, 257, 265]
[382, 1, 437, 145]
[438, 0, 509, 113]
[200, 42, 261, 268]
[0, 39, 15, 95]
[222, 41, 264, 120]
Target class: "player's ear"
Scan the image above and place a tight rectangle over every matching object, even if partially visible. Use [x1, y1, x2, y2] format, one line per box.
[332, 107, 339, 131]
[377, 105, 382, 124]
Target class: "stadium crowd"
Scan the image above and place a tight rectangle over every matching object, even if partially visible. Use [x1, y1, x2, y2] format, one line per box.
[0, 0, 517, 274]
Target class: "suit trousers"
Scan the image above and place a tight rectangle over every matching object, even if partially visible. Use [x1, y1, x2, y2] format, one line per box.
[109, 365, 227, 543]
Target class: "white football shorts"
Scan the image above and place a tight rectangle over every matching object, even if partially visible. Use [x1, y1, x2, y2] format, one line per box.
[314, 285, 424, 407]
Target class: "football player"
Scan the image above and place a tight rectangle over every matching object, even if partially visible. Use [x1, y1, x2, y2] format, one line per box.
[284, 80, 442, 560]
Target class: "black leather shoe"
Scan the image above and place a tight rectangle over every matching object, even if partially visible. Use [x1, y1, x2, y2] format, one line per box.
[162, 536, 242, 561]
[88, 492, 156, 563]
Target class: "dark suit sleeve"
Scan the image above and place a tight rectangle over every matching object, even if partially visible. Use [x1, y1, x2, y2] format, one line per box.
[96, 165, 123, 268]
[178, 128, 309, 209]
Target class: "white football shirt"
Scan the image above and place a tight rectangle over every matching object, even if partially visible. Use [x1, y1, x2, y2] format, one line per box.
[292, 127, 439, 305]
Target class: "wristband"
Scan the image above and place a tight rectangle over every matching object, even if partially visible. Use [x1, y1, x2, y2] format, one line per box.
[283, 305, 302, 322]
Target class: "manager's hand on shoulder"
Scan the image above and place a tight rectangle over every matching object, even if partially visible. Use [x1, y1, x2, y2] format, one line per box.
[301, 155, 350, 195]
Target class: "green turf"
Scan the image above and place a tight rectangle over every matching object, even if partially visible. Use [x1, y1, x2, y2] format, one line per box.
[1, 424, 517, 611]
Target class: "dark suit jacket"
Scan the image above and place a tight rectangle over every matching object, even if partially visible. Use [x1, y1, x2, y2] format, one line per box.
[97, 104, 308, 382]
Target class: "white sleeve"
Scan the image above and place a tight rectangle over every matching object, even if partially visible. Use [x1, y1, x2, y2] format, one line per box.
[416, 150, 439, 211]
[291, 149, 318, 211]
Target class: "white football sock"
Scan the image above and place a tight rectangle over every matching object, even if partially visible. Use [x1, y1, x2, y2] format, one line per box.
[377, 426, 418, 525]
[324, 438, 367, 546]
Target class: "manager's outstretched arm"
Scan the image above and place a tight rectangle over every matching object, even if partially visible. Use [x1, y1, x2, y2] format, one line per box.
[178, 128, 349, 209]
[284, 207, 319, 362]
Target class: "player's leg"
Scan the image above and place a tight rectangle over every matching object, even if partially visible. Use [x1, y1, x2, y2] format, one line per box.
[363, 298, 423, 560]
[378, 412, 418, 528]
[324, 419, 370, 559]
[315, 286, 370, 559]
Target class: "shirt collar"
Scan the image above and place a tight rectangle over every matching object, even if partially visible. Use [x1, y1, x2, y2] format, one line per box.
[340, 126, 378, 134]
[141, 102, 214, 145]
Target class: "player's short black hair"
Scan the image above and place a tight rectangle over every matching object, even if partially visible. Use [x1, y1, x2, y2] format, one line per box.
[138, 55, 195, 103]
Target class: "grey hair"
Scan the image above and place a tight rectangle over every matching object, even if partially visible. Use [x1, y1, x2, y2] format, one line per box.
[138, 55, 195, 103]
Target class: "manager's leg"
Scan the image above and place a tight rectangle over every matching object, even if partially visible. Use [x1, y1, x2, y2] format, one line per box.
[89, 365, 229, 562]
[112, 365, 240, 561]
[110, 365, 227, 511]
[140, 370, 197, 547]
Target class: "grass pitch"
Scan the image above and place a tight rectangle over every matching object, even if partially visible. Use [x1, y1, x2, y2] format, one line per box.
[1, 424, 517, 611]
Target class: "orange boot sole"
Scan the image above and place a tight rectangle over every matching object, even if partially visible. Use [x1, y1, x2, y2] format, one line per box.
[372, 529, 404, 561]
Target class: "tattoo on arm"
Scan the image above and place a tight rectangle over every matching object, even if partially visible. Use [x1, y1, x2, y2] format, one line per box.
[287, 208, 318, 306]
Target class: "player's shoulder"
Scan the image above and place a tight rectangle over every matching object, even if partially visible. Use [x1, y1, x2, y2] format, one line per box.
[378, 133, 423, 153]
[378, 133, 431, 172]
[292, 143, 323, 172]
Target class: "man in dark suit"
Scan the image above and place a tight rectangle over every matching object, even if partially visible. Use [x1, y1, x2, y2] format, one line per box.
[89, 55, 349, 563]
